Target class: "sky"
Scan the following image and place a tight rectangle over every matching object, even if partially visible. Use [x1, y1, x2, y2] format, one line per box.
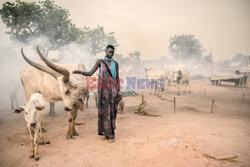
[0, 0, 249, 61]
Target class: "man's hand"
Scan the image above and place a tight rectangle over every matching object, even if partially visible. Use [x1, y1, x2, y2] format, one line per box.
[117, 91, 122, 102]
[72, 70, 82, 74]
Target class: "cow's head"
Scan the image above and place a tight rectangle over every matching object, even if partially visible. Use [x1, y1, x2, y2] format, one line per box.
[21, 47, 88, 112]
[144, 68, 152, 77]
[164, 70, 175, 85]
[14, 98, 46, 127]
[58, 65, 88, 112]
[171, 70, 182, 84]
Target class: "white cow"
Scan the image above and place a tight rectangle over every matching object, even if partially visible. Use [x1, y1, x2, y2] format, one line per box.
[144, 68, 165, 97]
[14, 93, 48, 161]
[20, 47, 88, 139]
[161, 65, 191, 94]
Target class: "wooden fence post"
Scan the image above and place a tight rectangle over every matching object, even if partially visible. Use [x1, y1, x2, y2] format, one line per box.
[210, 99, 215, 113]
[243, 92, 245, 103]
[174, 97, 176, 113]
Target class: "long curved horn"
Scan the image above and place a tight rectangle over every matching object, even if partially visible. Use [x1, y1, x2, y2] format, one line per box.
[36, 46, 69, 82]
[21, 48, 59, 80]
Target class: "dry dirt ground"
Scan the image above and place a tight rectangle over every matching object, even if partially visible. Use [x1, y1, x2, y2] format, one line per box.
[0, 79, 250, 167]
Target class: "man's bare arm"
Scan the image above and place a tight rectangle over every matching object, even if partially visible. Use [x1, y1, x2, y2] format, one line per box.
[72, 59, 102, 76]
[116, 62, 121, 92]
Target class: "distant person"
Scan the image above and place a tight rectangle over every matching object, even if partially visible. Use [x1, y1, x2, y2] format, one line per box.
[72, 45, 121, 142]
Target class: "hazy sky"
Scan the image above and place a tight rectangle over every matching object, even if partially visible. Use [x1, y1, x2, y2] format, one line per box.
[0, 0, 249, 61]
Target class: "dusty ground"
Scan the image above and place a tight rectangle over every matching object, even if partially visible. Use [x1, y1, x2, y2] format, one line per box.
[0, 79, 250, 167]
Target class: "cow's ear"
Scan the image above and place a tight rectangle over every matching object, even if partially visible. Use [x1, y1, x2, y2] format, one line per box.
[14, 107, 24, 113]
[36, 106, 46, 111]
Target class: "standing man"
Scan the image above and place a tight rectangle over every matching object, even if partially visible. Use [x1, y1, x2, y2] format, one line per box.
[73, 45, 121, 142]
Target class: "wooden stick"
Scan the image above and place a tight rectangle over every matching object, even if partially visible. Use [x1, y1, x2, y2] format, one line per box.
[160, 98, 174, 102]
[243, 92, 245, 103]
[210, 99, 214, 113]
[246, 74, 248, 88]
[202, 153, 238, 162]
[174, 97, 176, 113]
[243, 77, 246, 88]
[192, 148, 238, 162]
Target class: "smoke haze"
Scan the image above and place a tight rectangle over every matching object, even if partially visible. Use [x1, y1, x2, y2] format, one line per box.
[1, 0, 249, 61]
[0, 0, 249, 109]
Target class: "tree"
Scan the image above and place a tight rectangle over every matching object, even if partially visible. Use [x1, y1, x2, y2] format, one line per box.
[0, 0, 81, 57]
[128, 51, 141, 62]
[232, 53, 247, 62]
[0, 0, 82, 116]
[169, 34, 203, 61]
[1, 0, 120, 116]
[202, 51, 213, 62]
[79, 25, 119, 56]
[231, 53, 248, 68]
[0, 1, 119, 58]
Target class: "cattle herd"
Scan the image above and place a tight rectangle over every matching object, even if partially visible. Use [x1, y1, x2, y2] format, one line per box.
[14, 47, 191, 161]
[144, 64, 191, 97]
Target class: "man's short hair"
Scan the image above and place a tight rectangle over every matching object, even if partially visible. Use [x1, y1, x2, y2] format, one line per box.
[106, 45, 115, 50]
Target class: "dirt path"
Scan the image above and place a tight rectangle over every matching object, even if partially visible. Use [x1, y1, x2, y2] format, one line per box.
[0, 80, 249, 167]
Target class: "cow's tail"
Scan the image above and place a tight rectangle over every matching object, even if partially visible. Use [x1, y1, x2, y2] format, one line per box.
[20, 77, 29, 102]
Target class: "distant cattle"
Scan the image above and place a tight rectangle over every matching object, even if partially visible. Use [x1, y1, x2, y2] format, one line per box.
[161, 65, 191, 95]
[144, 68, 165, 98]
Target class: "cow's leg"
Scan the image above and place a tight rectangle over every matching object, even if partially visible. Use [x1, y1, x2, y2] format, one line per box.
[34, 126, 40, 161]
[181, 81, 184, 94]
[155, 81, 158, 97]
[183, 82, 186, 93]
[10, 94, 14, 110]
[28, 126, 35, 159]
[156, 82, 159, 96]
[149, 84, 152, 95]
[66, 111, 74, 139]
[159, 79, 164, 98]
[183, 82, 187, 93]
[188, 81, 191, 93]
[51, 103, 56, 117]
[149, 80, 153, 95]
[72, 109, 78, 136]
[154, 81, 157, 96]
[52, 104, 55, 116]
[39, 123, 45, 145]
[120, 101, 124, 113]
[95, 93, 98, 107]
[157, 82, 162, 98]
[39, 124, 50, 144]
[177, 84, 181, 95]
[166, 80, 169, 93]
[86, 94, 89, 108]
[14, 96, 19, 108]
[159, 84, 164, 98]
[48, 103, 56, 117]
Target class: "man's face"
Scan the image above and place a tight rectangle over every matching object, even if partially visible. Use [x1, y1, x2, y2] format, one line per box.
[106, 48, 114, 58]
